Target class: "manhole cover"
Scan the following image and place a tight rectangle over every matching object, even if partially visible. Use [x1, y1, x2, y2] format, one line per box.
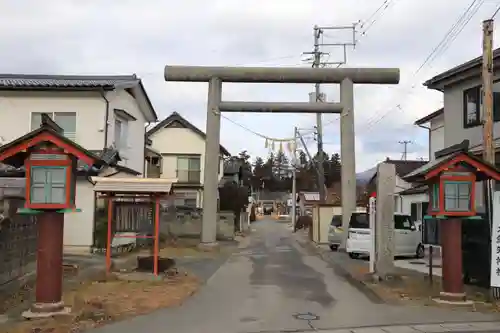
[293, 312, 319, 321]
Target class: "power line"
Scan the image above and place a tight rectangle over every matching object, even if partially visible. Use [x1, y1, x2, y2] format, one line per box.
[299, 1, 398, 135]
[491, 3, 500, 19]
[358, 0, 397, 37]
[361, 0, 485, 132]
[221, 114, 304, 142]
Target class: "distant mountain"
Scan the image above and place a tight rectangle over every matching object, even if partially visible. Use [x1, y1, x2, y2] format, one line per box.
[356, 166, 377, 186]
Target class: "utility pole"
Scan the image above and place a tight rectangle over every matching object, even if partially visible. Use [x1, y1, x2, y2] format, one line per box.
[304, 24, 356, 202]
[292, 127, 297, 231]
[482, 19, 497, 299]
[313, 26, 326, 202]
[399, 140, 413, 160]
[483, 19, 494, 165]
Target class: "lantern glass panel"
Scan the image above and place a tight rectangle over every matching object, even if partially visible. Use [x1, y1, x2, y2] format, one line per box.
[444, 181, 471, 212]
[29, 166, 67, 204]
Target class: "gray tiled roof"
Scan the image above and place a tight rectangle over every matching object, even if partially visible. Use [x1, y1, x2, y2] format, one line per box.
[0, 74, 139, 89]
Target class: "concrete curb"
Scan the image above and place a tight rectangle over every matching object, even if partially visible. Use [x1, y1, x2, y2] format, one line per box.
[302, 320, 500, 332]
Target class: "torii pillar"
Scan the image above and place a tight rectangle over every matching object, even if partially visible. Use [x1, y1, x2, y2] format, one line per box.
[164, 65, 400, 246]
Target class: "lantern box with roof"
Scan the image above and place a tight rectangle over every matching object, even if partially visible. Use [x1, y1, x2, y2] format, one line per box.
[24, 147, 78, 210]
[426, 168, 476, 217]
[404, 140, 500, 304]
[0, 114, 100, 213]
[0, 113, 103, 317]
[406, 140, 500, 219]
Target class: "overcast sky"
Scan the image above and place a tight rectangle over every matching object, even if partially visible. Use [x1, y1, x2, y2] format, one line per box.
[0, 0, 499, 171]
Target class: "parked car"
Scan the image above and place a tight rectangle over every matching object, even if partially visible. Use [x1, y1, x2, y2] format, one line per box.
[327, 214, 343, 251]
[263, 204, 273, 215]
[346, 212, 424, 259]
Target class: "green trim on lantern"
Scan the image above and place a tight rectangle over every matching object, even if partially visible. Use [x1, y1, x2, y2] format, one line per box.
[424, 215, 447, 220]
[56, 208, 82, 213]
[463, 215, 482, 220]
[17, 208, 44, 215]
[424, 214, 481, 220]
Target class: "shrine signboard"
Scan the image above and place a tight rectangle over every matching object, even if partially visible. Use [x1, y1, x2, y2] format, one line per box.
[491, 191, 500, 287]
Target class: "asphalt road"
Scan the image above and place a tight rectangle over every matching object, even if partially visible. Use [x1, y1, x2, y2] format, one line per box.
[90, 218, 500, 333]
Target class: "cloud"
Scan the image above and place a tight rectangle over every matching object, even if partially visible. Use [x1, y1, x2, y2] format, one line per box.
[0, 0, 498, 171]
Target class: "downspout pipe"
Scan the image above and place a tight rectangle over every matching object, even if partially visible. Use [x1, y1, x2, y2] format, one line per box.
[100, 89, 111, 149]
[144, 122, 151, 178]
[417, 124, 431, 160]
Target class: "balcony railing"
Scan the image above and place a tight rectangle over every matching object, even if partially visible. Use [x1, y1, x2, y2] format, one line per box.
[176, 170, 201, 183]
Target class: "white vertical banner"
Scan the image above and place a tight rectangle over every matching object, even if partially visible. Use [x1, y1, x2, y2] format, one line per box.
[369, 197, 376, 274]
[491, 191, 500, 287]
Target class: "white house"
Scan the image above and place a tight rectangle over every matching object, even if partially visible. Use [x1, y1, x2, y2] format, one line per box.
[399, 108, 445, 221]
[146, 112, 230, 208]
[366, 159, 427, 214]
[0, 74, 158, 253]
[401, 48, 500, 217]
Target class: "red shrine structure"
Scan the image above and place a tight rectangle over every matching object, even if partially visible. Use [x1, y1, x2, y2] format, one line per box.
[0, 114, 103, 317]
[405, 140, 500, 303]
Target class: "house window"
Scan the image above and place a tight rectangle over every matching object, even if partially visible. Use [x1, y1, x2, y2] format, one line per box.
[463, 86, 500, 128]
[174, 191, 198, 207]
[114, 117, 129, 151]
[31, 112, 76, 140]
[184, 198, 197, 208]
[176, 156, 201, 183]
[30, 166, 66, 204]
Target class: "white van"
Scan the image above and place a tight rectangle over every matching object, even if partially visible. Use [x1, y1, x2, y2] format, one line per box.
[346, 212, 424, 259]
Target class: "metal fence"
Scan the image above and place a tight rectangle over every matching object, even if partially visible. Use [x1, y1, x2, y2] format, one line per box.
[0, 197, 38, 286]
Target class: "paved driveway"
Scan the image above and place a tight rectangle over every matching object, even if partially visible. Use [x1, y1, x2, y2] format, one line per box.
[89, 218, 500, 333]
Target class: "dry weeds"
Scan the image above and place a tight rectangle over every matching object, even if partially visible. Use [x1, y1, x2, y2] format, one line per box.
[1, 272, 200, 333]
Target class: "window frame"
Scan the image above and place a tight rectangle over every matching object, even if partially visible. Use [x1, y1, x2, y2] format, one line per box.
[463, 83, 500, 128]
[184, 198, 197, 208]
[114, 116, 129, 151]
[30, 112, 77, 140]
[176, 155, 201, 183]
[394, 215, 413, 230]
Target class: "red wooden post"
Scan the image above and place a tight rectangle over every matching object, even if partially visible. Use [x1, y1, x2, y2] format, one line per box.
[31, 211, 65, 313]
[153, 195, 160, 276]
[439, 218, 465, 301]
[106, 196, 113, 274]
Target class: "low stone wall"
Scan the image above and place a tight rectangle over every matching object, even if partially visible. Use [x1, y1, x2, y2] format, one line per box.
[160, 209, 235, 240]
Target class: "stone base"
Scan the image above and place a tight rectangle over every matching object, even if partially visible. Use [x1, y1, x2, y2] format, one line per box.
[22, 301, 71, 319]
[432, 292, 473, 306]
[197, 242, 219, 252]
